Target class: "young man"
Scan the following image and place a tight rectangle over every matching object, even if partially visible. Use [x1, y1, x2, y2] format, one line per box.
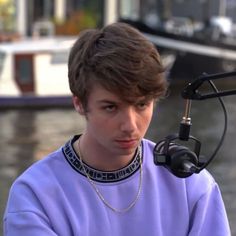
[4, 22, 230, 235]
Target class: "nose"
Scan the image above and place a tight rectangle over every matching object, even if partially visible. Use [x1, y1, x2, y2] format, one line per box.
[119, 107, 137, 133]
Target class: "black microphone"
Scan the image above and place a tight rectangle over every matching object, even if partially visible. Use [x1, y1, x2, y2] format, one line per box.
[153, 71, 231, 178]
[153, 99, 204, 178]
[153, 135, 201, 178]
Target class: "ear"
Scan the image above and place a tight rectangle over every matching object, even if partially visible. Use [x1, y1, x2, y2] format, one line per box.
[72, 96, 85, 115]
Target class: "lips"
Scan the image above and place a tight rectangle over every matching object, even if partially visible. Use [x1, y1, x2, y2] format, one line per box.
[115, 139, 139, 149]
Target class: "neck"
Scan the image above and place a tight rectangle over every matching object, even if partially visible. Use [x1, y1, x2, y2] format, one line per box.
[73, 135, 138, 171]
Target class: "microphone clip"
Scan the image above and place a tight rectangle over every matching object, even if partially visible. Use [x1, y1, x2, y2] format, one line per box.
[153, 134, 205, 178]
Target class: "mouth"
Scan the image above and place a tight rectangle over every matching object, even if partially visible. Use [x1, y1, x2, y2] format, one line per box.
[115, 139, 139, 149]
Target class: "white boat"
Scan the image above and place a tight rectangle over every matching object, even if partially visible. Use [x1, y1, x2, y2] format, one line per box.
[0, 36, 77, 108]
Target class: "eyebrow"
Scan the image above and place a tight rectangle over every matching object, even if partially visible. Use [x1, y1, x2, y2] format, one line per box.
[96, 99, 119, 105]
[96, 97, 152, 106]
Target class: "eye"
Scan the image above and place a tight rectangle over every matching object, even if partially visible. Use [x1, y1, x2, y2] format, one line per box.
[103, 104, 117, 112]
[136, 101, 149, 110]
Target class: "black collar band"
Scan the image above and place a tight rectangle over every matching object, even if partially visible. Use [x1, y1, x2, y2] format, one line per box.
[62, 135, 143, 183]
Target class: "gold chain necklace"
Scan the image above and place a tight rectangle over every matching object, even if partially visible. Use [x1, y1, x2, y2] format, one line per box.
[77, 138, 143, 213]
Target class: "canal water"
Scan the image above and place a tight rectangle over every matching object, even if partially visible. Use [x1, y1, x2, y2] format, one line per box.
[0, 83, 236, 235]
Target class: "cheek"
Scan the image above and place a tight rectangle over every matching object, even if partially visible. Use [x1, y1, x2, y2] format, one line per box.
[141, 114, 152, 129]
[140, 109, 153, 130]
[143, 107, 153, 122]
[87, 115, 114, 133]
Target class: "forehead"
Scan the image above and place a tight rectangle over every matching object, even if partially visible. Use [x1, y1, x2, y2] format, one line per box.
[88, 84, 123, 103]
[88, 83, 146, 104]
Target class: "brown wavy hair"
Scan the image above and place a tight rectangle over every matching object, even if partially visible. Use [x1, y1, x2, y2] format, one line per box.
[68, 22, 168, 109]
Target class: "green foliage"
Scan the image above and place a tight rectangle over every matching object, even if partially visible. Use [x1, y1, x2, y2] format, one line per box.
[55, 10, 98, 36]
[0, 0, 15, 32]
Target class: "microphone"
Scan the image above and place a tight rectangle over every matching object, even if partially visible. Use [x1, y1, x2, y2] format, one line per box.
[153, 71, 232, 178]
[153, 135, 202, 178]
[153, 100, 205, 178]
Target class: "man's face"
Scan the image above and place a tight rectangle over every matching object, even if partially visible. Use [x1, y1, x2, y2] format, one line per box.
[76, 84, 154, 157]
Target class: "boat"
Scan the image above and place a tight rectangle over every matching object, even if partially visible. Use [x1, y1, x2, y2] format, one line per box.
[0, 36, 77, 109]
[119, 15, 236, 81]
[0, 33, 177, 109]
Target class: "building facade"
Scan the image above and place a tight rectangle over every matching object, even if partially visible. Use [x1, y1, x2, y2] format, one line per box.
[1, 0, 236, 38]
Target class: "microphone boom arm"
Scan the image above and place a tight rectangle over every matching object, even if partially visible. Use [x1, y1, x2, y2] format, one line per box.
[154, 70, 236, 178]
[182, 71, 236, 100]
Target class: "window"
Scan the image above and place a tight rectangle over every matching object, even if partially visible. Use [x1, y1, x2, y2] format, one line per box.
[0, 51, 6, 77]
[17, 58, 33, 84]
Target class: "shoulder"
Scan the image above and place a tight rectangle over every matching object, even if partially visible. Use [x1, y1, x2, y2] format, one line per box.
[141, 138, 155, 153]
[141, 138, 218, 200]
[18, 148, 64, 181]
[5, 147, 68, 213]
[185, 169, 218, 202]
[7, 136, 80, 205]
[8, 147, 65, 198]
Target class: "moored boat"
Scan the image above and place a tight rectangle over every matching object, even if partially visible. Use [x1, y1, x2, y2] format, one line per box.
[0, 36, 76, 108]
[120, 15, 236, 81]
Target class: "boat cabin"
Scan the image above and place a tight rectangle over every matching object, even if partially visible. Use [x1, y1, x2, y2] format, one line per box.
[0, 37, 76, 97]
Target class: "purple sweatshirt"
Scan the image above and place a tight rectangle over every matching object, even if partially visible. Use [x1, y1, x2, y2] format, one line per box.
[3, 137, 231, 235]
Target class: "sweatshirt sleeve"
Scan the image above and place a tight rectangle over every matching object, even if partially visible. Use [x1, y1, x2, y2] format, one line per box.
[3, 211, 58, 236]
[188, 182, 231, 236]
[3, 166, 59, 236]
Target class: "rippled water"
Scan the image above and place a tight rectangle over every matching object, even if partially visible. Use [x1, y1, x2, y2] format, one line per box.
[0, 84, 236, 235]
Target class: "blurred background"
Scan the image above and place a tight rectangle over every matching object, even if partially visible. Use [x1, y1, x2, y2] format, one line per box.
[0, 0, 236, 235]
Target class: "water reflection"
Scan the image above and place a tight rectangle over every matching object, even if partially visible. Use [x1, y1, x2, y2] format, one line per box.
[0, 85, 236, 235]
